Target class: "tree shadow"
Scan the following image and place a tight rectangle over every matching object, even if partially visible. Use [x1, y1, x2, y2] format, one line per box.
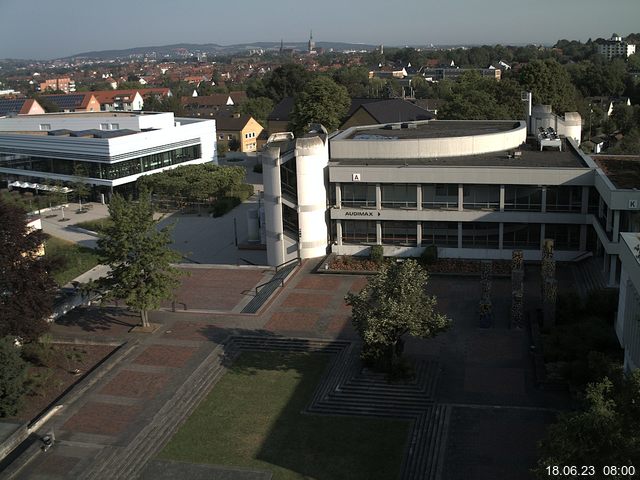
[55, 306, 138, 332]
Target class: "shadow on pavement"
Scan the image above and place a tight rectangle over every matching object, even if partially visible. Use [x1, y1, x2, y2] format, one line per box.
[56, 306, 138, 332]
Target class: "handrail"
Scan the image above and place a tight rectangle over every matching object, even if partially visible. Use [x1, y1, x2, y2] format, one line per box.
[275, 257, 301, 273]
[255, 277, 284, 295]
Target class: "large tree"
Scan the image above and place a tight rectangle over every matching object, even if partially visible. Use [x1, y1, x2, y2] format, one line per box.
[518, 59, 579, 113]
[262, 64, 313, 103]
[93, 191, 181, 328]
[345, 259, 450, 371]
[289, 76, 350, 134]
[0, 336, 28, 417]
[0, 200, 55, 341]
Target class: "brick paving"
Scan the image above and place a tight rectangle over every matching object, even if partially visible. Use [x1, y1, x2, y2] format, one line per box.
[99, 370, 171, 399]
[280, 292, 333, 308]
[62, 402, 143, 436]
[133, 345, 198, 368]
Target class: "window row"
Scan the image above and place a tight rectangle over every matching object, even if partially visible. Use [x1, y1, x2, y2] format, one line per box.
[0, 145, 201, 181]
[339, 184, 588, 213]
[339, 221, 581, 250]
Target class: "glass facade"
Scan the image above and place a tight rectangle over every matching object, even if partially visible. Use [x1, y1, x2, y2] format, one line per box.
[504, 186, 542, 211]
[546, 186, 582, 212]
[381, 184, 417, 208]
[422, 184, 458, 209]
[545, 224, 580, 250]
[421, 221, 458, 247]
[342, 220, 376, 244]
[463, 185, 500, 210]
[280, 158, 297, 200]
[461, 223, 500, 248]
[382, 221, 417, 245]
[503, 223, 541, 249]
[282, 204, 299, 238]
[0, 145, 201, 181]
[342, 183, 376, 208]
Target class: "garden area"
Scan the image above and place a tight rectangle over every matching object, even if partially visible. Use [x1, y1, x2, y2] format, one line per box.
[0, 188, 66, 214]
[45, 236, 101, 286]
[137, 163, 254, 217]
[160, 351, 410, 480]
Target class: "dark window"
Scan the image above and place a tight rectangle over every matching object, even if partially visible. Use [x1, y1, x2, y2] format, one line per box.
[382, 221, 417, 245]
[381, 184, 417, 209]
[463, 185, 499, 210]
[462, 223, 500, 248]
[342, 220, 377, 244]
[342, 183, 376, 207]
[421, 221, 458, 247]
[280, 158, 297, 200]
[422, 184, 458, 209]
[546, 186, 582, 212]
[545, 224, 580, 250]
[504, 186, 542, 211]
[503, 223, 541, 249]
[282, 204, 298, 239]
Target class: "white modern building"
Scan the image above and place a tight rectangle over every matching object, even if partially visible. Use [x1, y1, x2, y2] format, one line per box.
[597, 34, 636, 59]
[0, 111, 217, 198]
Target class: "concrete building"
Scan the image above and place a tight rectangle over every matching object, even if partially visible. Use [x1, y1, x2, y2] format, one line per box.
[216, 114, 263, 153]
[39, 77, 75, 93]
[0, 111, 216, 199]
[597, 34, 636, 59]
[40, 93, 101, 113]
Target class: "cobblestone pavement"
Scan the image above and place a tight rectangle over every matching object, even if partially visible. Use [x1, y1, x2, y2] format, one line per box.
[13, 261, 569, 479]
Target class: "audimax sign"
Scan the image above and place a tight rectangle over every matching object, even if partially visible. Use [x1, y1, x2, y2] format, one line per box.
[343, 211, 381, 217]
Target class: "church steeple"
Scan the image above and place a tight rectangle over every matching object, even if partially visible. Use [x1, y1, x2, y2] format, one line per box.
[308, 30, 315, 54]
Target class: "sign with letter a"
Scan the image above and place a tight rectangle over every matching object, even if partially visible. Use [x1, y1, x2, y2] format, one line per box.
[352, 173, 361, 182]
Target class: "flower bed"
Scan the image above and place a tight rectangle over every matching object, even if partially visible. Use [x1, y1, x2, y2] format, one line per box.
[326, 255, 511, 275]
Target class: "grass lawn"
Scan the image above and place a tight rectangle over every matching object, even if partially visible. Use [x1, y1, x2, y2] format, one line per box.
[74, 217, 113, 234]
[160, 352, 410, 480]
[45, 236, 100, 286]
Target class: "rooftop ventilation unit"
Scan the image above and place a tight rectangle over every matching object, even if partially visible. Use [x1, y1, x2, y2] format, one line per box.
[384, 124, 401, 130]
[401, 122, 418, 129]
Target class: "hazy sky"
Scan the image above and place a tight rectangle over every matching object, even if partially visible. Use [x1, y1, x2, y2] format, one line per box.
[1, 0, 639, 59]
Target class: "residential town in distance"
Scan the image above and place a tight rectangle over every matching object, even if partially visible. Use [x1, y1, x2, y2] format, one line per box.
[1, 27, 640, 480]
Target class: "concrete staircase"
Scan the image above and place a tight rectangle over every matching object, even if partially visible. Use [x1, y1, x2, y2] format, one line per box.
[571, 257, 608, 298]
[241, 262, 299, 314]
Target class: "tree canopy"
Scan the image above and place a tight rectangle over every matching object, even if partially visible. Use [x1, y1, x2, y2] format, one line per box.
[0, 200, 55, 341]
[345, 259, 450, 371]
[238, 96, 274, 126]
[92, 192, 182, 328]
[289, 76, 350, 134]
[519, 59, 579, 113]
[0, 336, 28, 417]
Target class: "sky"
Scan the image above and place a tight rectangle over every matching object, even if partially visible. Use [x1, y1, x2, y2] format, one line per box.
[1, 0, 639, 60]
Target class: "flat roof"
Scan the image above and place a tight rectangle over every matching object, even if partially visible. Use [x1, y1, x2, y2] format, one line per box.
[593, 155, 640, 189]
[331, 141, 588, 168]
[344, 120, 520, 140]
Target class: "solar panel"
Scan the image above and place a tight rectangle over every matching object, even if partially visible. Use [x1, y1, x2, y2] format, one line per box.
[0, 99, 26, 116]
[41, 94, 85, 109]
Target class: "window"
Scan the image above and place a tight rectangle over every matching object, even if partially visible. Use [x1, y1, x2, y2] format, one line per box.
[545, 224, 580, 250]
[382, 221, 417, 245]
[381, 184, 417, 208]
[422, 222, 458, 247]
[463, 185, 499, 210]
[342, 183, 376, 208]
[503, 223, 541, 249]
[280, 158, 297, 200]
[461, 223, 500, 248]
[422, 184, 457, 209]
[110, 123, 119, 130]
[504, 186, 542, 211]
[546, 186, 582, 212]
[39, 124, 51, 131]
[342, 220, 377, 243]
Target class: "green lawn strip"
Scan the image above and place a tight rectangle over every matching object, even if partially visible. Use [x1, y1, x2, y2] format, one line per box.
[74, 217, 113, 233]
[45, 236, 101, 286]
[160, 351, 410, 480]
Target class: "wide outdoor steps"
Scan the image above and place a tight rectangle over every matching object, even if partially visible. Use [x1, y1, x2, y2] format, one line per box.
[241, 262, 298, 314]
[572, 257, 608, 298]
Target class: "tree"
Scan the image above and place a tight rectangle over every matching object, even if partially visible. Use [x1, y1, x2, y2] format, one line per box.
[262, 64, 313, 102]
[72, 164, 90, 207]
[0, 200, 55, 341]
[535, 372, 640, 477]
[93, 191, 182, 329]
[289, 76, 350, 134]
[0, 336, 28, 417]
[332, 66, 371, 97]
[518, 59, 579, 113]
[345, 259, 450, 372]
[239, 96, 274, 127]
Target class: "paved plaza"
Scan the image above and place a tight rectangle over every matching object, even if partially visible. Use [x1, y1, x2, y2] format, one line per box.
[8, 260, 570, 480]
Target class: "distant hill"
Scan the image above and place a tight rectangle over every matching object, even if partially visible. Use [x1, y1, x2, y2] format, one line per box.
[61, 41, 380, 60]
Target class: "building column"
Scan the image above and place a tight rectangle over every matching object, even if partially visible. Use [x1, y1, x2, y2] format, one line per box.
[613, 210, 620, 242]
[376, 183, 381, 210]
[541, 186, 547, 213]
[499, 223, 504, 250]
[609, 254, 618, 287]
[458, 184, 464, 212]
[540, 223, 546, 250]
[457, 222, 463, 249]
[416, 184, 422, 211]
[376, 221, 382, 245]
[499, 185, 505, 212]
[336, 220, 342, 246]
[581, 186, 589, 214]
[579, 224, 587, 251]
[606, 205, 612, 232]
[416, 222, 422, 246]
[335, 182, 341, 208]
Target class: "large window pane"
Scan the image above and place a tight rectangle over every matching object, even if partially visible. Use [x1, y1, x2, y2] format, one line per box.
[421, 221, 458, 247]
[463, 185, 499, 210]
[503, 223, 541, 249]
[342, 220, 377, 244]
[545, 224, 580, 250]
[381, 184, 417, 209]
[422, 184, 458, 209]
[342, 183, 376, 208]
[546, 186, 582, 212]
[382, 221, 417, 245]
[461, 223, 500, 248]
[504, 186, 542, 211]
[280, 158, 297, 200]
